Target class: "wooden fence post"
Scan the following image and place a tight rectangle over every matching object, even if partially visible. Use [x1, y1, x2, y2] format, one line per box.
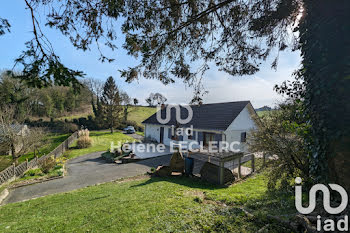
[219, 160, 224, 185]
[12, 163, 16, 177]
[238, 157, 241, 179]
[26, 159, 28, 170]
[251, 154, 255, 173]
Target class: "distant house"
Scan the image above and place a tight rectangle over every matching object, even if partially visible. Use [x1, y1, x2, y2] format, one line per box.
[0, 124, 29, 155]
[142, 101, 258, 153]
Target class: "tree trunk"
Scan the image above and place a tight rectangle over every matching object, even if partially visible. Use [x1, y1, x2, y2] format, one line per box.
[301, 0, 350, 191]
[10, 143, 18, 164]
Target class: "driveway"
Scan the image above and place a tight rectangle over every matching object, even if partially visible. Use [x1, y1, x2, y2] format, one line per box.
[124, 132, 144, 141]
[2, 152, 171, 205]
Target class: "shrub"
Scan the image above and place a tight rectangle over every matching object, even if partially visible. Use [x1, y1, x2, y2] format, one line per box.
[24, 168, 44, 177]
[62, 122, 79, 133]
[76, 135, 92, 149]
[39, 156, 56, 174]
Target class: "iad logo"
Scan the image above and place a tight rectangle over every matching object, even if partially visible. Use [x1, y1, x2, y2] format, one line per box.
[156, 104, 193, 125]
[295, 177, 348, 231]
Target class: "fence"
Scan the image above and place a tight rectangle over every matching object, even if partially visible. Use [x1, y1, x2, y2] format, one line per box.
[189, 151, 269, 185]
[0, 131, 80, 186]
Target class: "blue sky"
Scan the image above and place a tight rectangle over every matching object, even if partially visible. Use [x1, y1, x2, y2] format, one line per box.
[0, 1, 301, 108]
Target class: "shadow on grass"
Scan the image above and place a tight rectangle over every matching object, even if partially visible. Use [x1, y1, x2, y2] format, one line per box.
[130, 175, 226, 191]
[89, 131, 115, 137]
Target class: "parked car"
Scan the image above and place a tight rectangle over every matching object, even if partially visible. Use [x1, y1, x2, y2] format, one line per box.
[124, 126, 135, 134]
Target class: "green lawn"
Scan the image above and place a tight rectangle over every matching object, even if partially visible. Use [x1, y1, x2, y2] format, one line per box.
[127, 106, 157, 127]
[0, 173, 295, 232]
[241, 158, 267, 171]
[63, 131, 135, 160]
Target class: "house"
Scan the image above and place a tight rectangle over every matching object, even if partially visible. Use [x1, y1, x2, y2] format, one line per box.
[142, 101, 259, 153]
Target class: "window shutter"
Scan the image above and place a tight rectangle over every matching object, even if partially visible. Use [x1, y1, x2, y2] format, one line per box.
[168, 128, 172, 139]
[197, 132, 203, 143]
[241, 132, 247, 142]
[215, 134, 222, 145]
[178, 135, 183, 141]
[192, 131, 196, 140]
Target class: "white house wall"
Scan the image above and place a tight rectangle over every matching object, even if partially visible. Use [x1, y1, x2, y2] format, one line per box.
[144, 124, 160, 142]
[224, 104, 257, 153]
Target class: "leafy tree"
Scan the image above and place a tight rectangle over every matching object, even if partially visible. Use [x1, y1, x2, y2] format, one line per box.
[101, 76, 122, 133]
[0, 72, 32, 119]
[248, 100, 311, 190]
[0, 71, 92, 119]
[133, 98, 138, 106]
[64, 89, 76, 112]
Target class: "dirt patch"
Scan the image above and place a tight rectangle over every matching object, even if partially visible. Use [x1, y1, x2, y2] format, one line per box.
[183, 190, 205, 199]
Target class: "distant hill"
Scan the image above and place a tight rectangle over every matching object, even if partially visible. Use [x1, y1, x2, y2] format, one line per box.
[255, 106, 272, 112]
[127, 106, 157, 127]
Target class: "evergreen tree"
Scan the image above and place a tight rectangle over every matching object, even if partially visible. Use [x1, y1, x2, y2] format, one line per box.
[101, 76, 122, 133]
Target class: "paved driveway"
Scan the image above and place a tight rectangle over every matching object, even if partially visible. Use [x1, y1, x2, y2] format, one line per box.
[2, 152, 171, 205]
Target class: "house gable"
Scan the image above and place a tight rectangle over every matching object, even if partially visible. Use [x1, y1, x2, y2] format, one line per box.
[225, 103, 257, 131]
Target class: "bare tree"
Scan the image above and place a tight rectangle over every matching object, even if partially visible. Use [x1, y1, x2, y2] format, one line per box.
[153, 93, 167, 106]
[84, 78, 104, 118]
[120, 91, 131, 121]
[0, 106, 45, 164]
[145, 93, 155, 106]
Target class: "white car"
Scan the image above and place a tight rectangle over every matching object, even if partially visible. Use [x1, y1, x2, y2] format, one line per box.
[124, 126, 135, 134]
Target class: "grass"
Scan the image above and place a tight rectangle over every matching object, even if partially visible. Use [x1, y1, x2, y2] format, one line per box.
[241, 158, 266, 171]
[127, 106, 157, 127]
[63, 131, 135, 160]
[136, 131, 144, 136]
[0, 173, 295, 232]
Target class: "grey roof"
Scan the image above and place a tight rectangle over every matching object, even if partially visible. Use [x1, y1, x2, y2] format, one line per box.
[142, 101, 251, 131]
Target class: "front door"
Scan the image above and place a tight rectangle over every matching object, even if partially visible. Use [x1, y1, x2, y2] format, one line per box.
[160, 127, 164, 143]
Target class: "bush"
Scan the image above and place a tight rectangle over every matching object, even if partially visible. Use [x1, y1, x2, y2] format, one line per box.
[24, 168, 44, 177]
[76, 135, 92, 149]
[39, 156, 56, 174]
[101, 151, 117, 163]
[62, 122, 79, 133]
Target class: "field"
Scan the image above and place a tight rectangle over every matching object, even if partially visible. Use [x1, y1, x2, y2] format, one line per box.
[56, 105, 156, 128]
[63, 131, 135, 160]
[0, 173, 295, 232]
[127, 106, 157, 127]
